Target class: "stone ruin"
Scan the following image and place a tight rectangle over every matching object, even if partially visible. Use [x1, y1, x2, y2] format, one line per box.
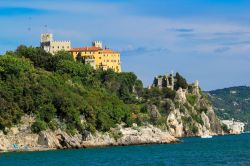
[151, 73, 175, 90]
[150, 72, 200, 92]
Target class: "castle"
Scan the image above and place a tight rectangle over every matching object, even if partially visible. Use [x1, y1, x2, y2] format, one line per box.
[151, 73, 199, 91]
[69, 41, 121, 72]
[40, 33, 71, 54]
[40, 33, 121, 72]
[152, 73, 175, 90]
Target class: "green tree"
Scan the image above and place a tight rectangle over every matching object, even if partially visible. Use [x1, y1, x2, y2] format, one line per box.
[0, 98, 23, 132]
[15, 45, 53, 70]
[175, 72, 188, 90]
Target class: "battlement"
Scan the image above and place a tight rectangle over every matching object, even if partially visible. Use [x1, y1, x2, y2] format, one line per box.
[40, 33, 71, 54]
[92, 41, 103, 48]
[41, 33, 53, 43]
[51, 41, 71, 43]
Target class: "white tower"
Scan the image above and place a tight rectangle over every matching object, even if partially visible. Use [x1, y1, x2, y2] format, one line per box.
[41, 33, 53, 43]
[92, 41, 103, 48]
[41, 33, 53, 53]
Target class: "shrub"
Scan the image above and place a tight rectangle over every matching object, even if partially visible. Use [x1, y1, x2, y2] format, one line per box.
[191, 114, 204, 125]
[190, 124, 198, 134]
[180, 105, 186, 113]
[15, 45, 52, 70]
[174, 72, 188, 90]
[96, 111, 115, 132]
[123, 114, 133, 127]
[162, 88, 176, 100]
[36, 103, 56, 123]
[186, 94, 197, 106]
[0, 55, 34, 79]
[31, 120, 48, 133]
[111, 131, 123, 141]
[0, 99, 23, 132]
[197, 107, 208, 114]
[154, 117, 166, 126]
[55, 60, 94, 84]
[221, 124, 230, 133]
[140, 104, 148, 113]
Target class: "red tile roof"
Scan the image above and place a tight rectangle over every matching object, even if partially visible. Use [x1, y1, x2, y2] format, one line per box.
[69, 46, 102, 52]
[103, 49, 115, 53]
[69, 46, 119, 54]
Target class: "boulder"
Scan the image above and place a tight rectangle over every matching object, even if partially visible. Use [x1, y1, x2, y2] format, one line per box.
[148, 105, 161, 119]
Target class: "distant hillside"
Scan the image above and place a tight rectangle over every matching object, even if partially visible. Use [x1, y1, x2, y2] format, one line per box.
[208, 86, 250, 131]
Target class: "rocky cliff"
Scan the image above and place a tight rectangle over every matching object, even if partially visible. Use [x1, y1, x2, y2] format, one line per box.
[0, 84, 228, 152]
[0, 116, 177, 152]
[144, 76, 225, 138]
[0, 48, 238, 152]
[0, 75, 229, 152]
[165, 87, 223, 137]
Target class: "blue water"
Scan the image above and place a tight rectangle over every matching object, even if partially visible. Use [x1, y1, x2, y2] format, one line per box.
[0, 133, 249, 166]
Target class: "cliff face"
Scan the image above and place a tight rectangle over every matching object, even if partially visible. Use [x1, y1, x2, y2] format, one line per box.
[0, 48, 240, 152]
[165, 87, 223, 137]
[0, 116, 177, 152]
[0, 84, 228, 152]
[145, 78, 225, 137]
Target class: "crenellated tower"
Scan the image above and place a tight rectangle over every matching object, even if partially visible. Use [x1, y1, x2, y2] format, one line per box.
[40, 33, 71, 55]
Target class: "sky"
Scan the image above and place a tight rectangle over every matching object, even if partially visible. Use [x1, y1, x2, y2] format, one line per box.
[0, 0, 250, 90]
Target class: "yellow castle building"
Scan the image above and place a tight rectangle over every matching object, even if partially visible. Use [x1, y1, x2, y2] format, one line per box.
[69, 41, 121, 72]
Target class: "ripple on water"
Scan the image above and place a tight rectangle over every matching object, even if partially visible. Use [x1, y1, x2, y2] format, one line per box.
[0, 134, 250, 166]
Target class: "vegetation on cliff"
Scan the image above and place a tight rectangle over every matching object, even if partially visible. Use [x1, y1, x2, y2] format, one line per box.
[0, 46, 143, 134]
[0, 45, 224, 136]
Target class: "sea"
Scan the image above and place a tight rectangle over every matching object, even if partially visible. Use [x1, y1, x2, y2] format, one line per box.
[0, 133, 249, 166]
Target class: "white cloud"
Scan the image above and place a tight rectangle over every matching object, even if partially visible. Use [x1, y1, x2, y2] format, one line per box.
[1, 0, 250, 89]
